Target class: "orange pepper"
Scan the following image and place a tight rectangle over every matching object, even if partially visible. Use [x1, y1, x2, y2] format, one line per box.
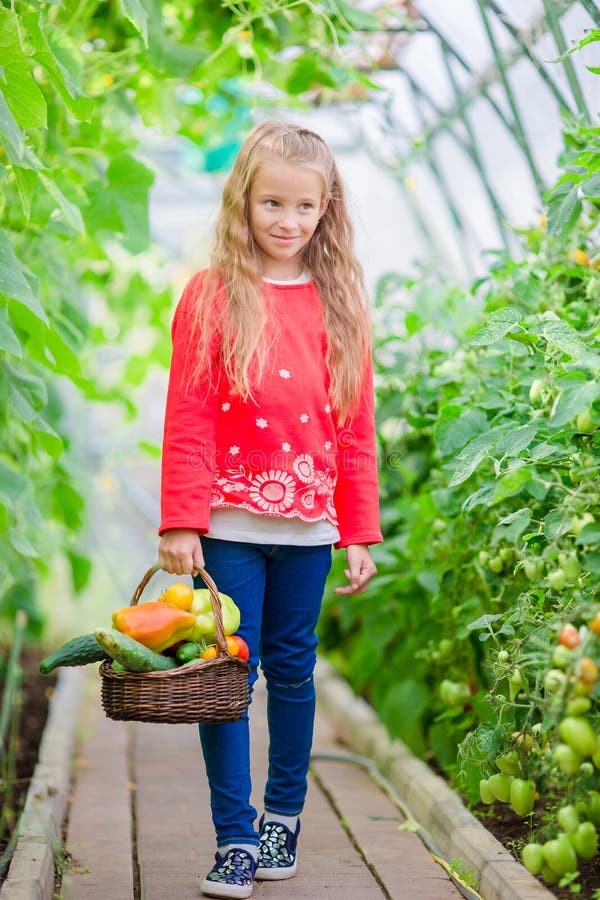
[112, 602, 196, 652]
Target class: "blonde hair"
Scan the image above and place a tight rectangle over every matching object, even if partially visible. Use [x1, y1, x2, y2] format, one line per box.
[189, 120, 371, 422]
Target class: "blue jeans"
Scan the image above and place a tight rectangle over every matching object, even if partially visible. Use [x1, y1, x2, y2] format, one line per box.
[194, 538, 332, 847]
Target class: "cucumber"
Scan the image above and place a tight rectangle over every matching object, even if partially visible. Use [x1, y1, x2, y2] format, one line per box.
[39, 633, 110, 675]
[95, 628, 178, 672]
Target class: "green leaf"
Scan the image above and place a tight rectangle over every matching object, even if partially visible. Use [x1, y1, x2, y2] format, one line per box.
[576, 525, 600, 546]
[38, 171, 85, 233]
[551, 380, 600, 427]
[544, 509, 570, 540]
[13, 167, 37, 221]
[492, 508, 532, 544]
[580, 173, 600, 198]
[119, 0, 149, 46]
[0, 88, 26, 162]
[462, 482, 496, 512]
[537, 319, 589, 360]
[23, 12, 93, 120]
[9, 527, 39, 558]
[448, 426, 508, 487]
[495, 423, 537, 457]
[467, 613, 503, 632]
[0, 8, 47, 128]
[137, 439, 161, 458]
[106, 153, 155, 253]
[583, 551, 600, 575]
[34, 415, 63, 458]
[0, 457, 28, 504]
[380, 679, 428, 731]
[493, 466, 534, 503]
[0, 231, 47, 323]
[0, 306, 22, 357]
[66, 549, 92, 592]
[469, 308, 522, 346]
[547, 183, 581, 238]
[435, 406, 488, 457]
[332, 0, 380, 30]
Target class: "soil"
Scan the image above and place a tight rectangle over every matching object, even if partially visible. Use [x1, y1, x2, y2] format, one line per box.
[0, 646, 56, 887]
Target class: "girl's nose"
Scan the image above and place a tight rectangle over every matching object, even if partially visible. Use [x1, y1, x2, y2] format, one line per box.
[278, 209, 296, 230]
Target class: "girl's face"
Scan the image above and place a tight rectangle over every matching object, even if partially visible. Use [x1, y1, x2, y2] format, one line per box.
[248, 159, 327, 280]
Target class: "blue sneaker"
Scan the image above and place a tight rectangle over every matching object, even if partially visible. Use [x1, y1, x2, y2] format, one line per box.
[255, 816, 300, 880]
[200, 848, 257, 898]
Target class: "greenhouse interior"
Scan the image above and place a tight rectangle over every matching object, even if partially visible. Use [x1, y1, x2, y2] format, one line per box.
[1, 2, 600, 899]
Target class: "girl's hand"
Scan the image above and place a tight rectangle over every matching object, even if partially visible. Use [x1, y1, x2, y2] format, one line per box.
[334, 544, 377, 595]
[158, 528, 204, 576]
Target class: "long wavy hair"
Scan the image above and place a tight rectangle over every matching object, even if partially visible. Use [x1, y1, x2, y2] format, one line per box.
[188, 120, 371, 422]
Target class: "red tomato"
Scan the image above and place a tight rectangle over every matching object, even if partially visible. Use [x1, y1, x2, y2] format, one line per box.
[230, 635, 250, 661]
[559, 624, 581, 649]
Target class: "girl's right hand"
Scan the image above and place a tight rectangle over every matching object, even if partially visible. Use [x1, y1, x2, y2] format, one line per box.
[158, 528, 205, 576]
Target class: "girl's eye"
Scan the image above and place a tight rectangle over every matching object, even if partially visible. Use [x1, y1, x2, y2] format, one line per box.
[265, 200, 279, 207]
[300, 203, 313, 211]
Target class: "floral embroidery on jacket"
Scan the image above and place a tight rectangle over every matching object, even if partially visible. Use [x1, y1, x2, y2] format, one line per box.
[212, 454, 338, 523]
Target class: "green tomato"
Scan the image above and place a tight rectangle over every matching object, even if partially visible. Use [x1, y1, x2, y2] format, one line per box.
[576, 791, 600, 826]
[499, 547, 514, 564]
[543, 833, 578, 876]
[554, 743, 582, 775]
[529, 379, 544, 405]
[557, 805, 581, 835]
[577, 409, 597, 434]
[487, 773, 513, 803]
[571, 513, 596, 537]
[552, 644, 573, 669]
[478, 550, 490, 566]
[522, 842, 544, 875]
[559, 716, 598, 758]
[438, 638, 453, 657]
[479, 779, 495, 805]
[495, 750, 520, 776]
[540, 864, 561, 885]
[544, 668, 567, 693]
[571, 821, 599, 861]
[523, 559, 538, 580]
[431, 518, 446, 534]
[580, 761, 595, 778]
[558, 551, 581, 581]
[509, 778, 535, 817]
[488, 555, 504, 574]
[497, 649, 510, 664]
[508, 667, 525, 701]
[567, 697, 592, 716]
[439, 679, 470, 706]
[548, 568, 567, 591]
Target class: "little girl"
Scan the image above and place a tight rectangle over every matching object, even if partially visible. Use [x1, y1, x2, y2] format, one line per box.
[158, 120, 382, 899]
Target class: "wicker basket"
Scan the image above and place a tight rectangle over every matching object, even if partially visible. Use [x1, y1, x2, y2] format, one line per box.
[99, 565, 250, 724]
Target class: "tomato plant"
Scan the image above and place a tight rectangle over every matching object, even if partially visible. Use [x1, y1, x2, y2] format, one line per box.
[318, 40, 600, 886]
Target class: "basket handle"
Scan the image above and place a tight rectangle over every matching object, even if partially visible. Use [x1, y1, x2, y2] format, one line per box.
[130, 564, 229, 655]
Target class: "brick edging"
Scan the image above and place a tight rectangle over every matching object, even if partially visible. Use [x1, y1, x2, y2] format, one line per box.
[314, 658, 553, 900]
[0, 668, 87, 900]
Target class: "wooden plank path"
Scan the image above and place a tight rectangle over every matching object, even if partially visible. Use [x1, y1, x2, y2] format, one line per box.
[60, 674, 462, 900]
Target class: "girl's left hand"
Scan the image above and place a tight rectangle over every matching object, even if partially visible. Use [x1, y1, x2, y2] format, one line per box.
[334, 544, 377, 595]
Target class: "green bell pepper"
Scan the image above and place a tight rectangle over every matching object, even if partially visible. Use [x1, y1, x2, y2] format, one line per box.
[189, 589, 241, 642]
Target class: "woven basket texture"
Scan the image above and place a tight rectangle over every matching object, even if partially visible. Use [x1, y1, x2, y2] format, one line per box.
[100, 566, 250, 724]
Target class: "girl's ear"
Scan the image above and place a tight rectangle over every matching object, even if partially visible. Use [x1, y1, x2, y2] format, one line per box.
[319, 195, 330, 218]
